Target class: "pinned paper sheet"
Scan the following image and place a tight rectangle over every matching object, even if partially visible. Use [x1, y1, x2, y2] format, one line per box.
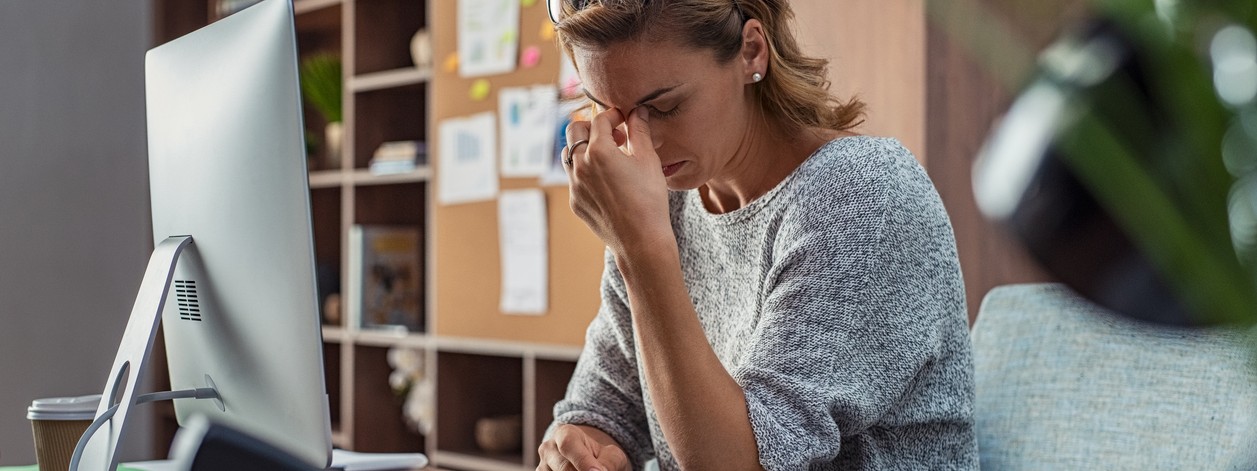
[499, 189, 548, 314]
[499, 85, 558, 177]
[458, 0, 520, 77]
[540, 98, 585, 186]
[469, 79, 492, 101]
[438, 112, 498, 205]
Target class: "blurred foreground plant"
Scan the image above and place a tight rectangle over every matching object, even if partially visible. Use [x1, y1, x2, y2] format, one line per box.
[936, 0, 1257, 325]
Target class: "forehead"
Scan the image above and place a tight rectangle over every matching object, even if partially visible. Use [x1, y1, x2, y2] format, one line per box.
[572, 39, 723, 108]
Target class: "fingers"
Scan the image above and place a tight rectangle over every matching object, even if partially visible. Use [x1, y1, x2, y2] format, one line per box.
[563, 120, 593, 170]
[562, 138, 590, 169]
[625, 106, 654, 158]
[539, 439, 569, 471]
[565, 120, 591, 147]
[541, 426, 606, 471]
[567, 105, 649, 170]
[611, 127, 627, 148]
[557, 426, 608, 471]
[588, 107, 626, 155]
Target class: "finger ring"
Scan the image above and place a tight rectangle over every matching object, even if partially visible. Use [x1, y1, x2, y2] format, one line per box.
[569, 139, 590, 156]
[563, 156, 573, 167]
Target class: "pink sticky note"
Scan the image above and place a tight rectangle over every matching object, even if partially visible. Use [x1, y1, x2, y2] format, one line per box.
[521, 46, 542, 69]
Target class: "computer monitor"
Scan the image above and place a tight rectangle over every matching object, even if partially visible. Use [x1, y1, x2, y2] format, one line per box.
[73, 0, 332, 468]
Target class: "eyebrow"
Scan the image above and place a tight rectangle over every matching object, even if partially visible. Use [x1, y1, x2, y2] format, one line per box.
[584, 85, 680, 110]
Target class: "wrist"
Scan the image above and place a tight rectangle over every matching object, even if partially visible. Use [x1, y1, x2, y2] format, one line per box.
[612, 232, 679, 278]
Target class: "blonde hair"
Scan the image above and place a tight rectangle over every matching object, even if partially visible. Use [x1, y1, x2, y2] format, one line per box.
[553, 0, 865, 133]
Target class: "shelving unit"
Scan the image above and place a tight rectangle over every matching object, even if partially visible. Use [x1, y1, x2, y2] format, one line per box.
[151, 1, 592, 470]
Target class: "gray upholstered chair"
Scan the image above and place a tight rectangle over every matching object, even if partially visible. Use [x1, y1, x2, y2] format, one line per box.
[972, 283, 1257, 469]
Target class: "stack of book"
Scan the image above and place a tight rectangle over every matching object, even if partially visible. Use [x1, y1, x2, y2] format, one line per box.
[369, 140, 427, 175]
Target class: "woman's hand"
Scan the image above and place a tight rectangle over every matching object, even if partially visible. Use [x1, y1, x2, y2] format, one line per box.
[564, 106, 674, 257]
[537, 424, 631, 471]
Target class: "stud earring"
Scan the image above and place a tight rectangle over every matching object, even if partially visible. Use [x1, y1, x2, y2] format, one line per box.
[752, 72, 763, 83]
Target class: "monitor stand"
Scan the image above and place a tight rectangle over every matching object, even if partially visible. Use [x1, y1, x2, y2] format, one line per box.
[71, 235, 222, 471]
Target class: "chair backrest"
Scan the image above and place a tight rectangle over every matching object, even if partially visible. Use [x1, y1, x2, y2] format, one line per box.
[972, 283, 1257, 470]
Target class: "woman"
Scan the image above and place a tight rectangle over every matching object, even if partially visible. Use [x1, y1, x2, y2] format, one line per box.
[541, 1, 977, 470]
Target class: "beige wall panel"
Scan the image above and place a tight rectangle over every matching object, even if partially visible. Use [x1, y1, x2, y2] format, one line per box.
[791, 0, 927, 162]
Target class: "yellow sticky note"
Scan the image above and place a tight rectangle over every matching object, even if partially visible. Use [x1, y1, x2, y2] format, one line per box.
[443, 53, 459, 73]
[522, 0, 537, 6]
[469, 79, 491, 101]
[540, 21, 556, 41]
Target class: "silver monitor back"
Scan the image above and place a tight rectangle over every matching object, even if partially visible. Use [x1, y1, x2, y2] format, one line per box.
[145, 0, 331, 467]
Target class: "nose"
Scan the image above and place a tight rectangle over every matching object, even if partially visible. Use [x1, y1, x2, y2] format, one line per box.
[647, 121, 664, 151]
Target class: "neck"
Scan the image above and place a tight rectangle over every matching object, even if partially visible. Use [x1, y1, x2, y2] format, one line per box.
[700, 123, 839, 214]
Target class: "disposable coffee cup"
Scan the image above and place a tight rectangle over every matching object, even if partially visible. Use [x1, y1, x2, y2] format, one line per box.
[28, 394, 100, 471]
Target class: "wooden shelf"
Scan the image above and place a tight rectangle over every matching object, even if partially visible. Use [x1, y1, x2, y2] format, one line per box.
[322, 326, 347, 342]
[351, 67, 432, 92]
[431, 450, 528, 471]
[309, 170, 343, 188]
[434, 336, 582, 362]
[352, 167, 431, 186]
[355, 329, 430, 348]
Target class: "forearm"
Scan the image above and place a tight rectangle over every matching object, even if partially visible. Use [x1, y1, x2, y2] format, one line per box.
[614, 245, 764, 471]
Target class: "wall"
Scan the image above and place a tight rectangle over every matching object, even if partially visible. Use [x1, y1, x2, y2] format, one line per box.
[0, 0, 154, 465]
[792, 0, 927, 163]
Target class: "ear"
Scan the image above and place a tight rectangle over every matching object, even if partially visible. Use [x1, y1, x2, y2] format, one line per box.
[740, 19, 769, 84]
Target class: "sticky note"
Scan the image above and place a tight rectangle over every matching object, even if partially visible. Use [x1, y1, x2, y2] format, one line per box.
[540, 21, 556, 41]
[522, 0, 537, 6]
[443, 53, 459, 73]
[521, 46, 542, 68]
[470, 79, 492, 101]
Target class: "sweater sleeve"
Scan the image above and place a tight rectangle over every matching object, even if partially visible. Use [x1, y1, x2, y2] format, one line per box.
[732, 152, 974, 470]
[549, 250, 654, 469]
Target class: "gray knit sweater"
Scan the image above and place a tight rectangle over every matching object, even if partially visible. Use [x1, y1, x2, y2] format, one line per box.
[551, 136, 978, 470]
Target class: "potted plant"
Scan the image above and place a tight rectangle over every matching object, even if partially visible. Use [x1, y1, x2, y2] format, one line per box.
[946, 0, 1257, 326]
[300, 52, 343, 170]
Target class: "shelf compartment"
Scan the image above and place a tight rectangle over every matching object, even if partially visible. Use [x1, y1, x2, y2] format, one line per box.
[352, 0, 427, 75]
[353, 182, 426, 227]
[294, 0, 341, 15]
[352, 83, 427, 169]
[294, 0, 341, 55]
[351, 345, 428, 452]
[311, 186, 343, 326]
[324, 341, 343, 429]
[293, 0, 342, 173]
[532, 359, 577, 446]
[436, 352, 525, 465]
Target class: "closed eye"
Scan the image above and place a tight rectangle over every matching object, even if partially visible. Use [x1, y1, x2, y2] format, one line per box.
[649, 104, 681, 119]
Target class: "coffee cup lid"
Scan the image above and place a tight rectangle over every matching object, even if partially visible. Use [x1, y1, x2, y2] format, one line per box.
[28, 394, 100, 421]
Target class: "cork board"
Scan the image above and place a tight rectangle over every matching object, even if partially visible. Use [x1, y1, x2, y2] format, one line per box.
[431, 0, 604, 346]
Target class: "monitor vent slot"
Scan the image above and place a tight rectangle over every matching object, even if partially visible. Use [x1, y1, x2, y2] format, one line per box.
[174, 280, 202, 322]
